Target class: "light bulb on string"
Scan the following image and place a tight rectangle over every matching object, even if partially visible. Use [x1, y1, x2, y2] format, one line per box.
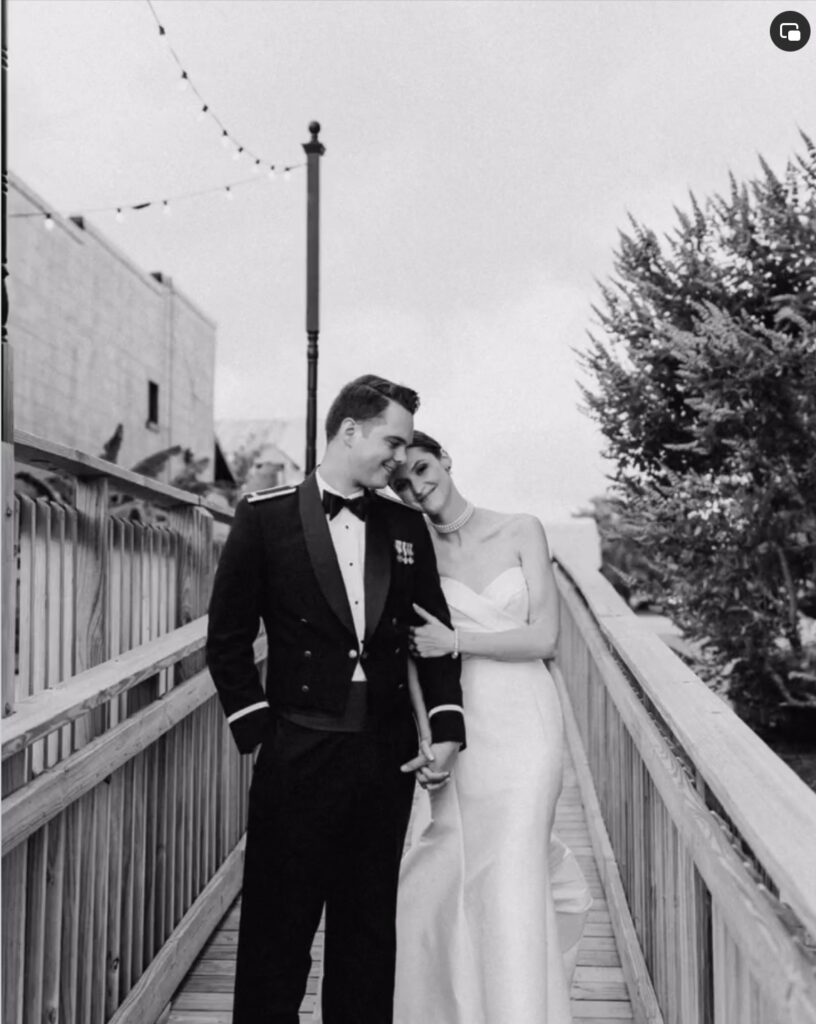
[284, 167, 291, 182]
[162, 200, 171, 217]
[232, 146, 244, 162]
[197, 104, 209, 122]
[158, 24, 169, 47]
[225, 187, 234, 201]
[115, 208, 125, 224]
[179, 71, 189, 91]
[44, 214, 55, 232]
[252, 159, 261, 175]
[221, 130, 230, 148]
[268, 165, 276, 180]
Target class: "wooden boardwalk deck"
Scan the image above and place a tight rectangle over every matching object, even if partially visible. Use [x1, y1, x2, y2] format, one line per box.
[166, 749, 633, 1023]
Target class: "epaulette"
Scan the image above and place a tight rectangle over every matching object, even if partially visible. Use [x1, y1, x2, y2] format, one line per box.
[373, 488, 422, 511]
[246, 484, 297, 504]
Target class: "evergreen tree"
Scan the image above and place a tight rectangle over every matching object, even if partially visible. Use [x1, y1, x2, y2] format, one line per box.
[581, 135, 816, 723]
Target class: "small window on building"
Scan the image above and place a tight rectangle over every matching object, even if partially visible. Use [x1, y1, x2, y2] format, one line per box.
[147, 381, 159, 429]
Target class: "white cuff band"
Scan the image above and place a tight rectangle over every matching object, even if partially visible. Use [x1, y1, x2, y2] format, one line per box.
[428, 704, 464, 718]
[227, 701, 269, 725]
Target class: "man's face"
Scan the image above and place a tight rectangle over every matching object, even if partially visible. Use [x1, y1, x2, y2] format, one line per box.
[348, 400, 413, 490]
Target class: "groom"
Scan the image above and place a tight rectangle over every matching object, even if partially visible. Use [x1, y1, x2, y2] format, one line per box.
[206, 374, 464, 1024]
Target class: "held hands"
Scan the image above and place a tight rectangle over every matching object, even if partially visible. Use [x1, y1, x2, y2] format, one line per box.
[410, 604, 457, 659]
[401, 740, 459, 791]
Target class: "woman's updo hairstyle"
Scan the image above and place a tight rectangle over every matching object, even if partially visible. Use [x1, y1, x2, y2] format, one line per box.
[408, 430, 445, 458]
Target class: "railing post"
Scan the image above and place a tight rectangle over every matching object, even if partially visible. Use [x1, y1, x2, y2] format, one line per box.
[74, 478, 109, 743]
[2, 344, 15, 718]
[169, 506, 214, 683]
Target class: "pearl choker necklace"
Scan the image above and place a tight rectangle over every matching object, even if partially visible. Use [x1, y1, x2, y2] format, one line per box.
[432, 502, 475, 534]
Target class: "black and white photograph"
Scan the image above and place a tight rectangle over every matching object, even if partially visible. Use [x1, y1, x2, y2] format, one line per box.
[2, 2, 815, 1022]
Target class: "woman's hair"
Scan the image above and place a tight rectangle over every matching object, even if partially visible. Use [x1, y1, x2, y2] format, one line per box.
[325, 374, 420, 439]
[408, 430, 445, 458]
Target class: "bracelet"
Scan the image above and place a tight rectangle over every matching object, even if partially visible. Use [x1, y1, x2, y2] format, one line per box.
[452, 628, 460, 659]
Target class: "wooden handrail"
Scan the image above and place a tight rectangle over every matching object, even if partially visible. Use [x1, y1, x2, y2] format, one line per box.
[554, 550, 816, 943]
[1, 619, 268, 761]
[1, 617, 208, 760]
[14, 429, 234, 523]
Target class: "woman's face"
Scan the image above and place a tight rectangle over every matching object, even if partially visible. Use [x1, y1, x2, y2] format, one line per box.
[391, 446, 451, 513]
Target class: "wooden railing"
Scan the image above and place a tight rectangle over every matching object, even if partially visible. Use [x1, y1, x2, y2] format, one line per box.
[2, 434, 254, 1024]
[553, 551, 816, 1024]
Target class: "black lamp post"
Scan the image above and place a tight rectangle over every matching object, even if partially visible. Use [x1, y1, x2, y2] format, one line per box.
[303, 121, 325, 474]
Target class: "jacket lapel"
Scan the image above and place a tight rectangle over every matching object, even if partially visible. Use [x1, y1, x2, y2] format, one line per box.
[364, 499, 391, 642]
[298, 474, 356, 638]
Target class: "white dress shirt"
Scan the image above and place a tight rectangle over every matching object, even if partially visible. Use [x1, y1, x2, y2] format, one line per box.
[316, 470, 367, 681]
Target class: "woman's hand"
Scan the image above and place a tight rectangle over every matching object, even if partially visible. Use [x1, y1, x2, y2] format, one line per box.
[410, 604, 456, 659]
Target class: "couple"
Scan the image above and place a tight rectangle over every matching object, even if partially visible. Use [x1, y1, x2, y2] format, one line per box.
[206, 374, 591, 1024]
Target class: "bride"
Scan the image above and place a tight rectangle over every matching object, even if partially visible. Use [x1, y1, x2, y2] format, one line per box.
[391, 431, 591, 1024]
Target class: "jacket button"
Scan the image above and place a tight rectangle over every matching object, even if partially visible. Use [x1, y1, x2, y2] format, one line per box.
[301, 684, 310, 693]
[392, 617, 398, 626]
[395, 646, 401, 654]
[361, 651, 368, 661]
[300, 617, 308, 625]
[304, 650, 312, 658]
[398, 682, 406, 690]
[348, 649, 357, 659]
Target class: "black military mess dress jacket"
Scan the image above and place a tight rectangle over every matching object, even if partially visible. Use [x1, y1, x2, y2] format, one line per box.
[206, 473, 465, 753]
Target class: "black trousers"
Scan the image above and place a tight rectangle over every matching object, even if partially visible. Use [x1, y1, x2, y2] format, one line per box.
[233, 716, 417, 1024]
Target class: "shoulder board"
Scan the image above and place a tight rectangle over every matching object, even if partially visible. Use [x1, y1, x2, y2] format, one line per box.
[246, 485, 297, 504]
[373, 489, 422, 511]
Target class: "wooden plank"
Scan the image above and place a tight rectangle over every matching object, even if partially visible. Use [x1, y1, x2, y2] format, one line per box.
[30, 499, 49, 773]
[15, 496, 33, 709]
[76, 791, 97, 1023]
[552, 664, 664, 1024]
[572, 966, 629, 1001]
[106, 766, 126, 1018]
[74, 478, 109, 745]
[107, 840, 245, 1024]
[571, 1001, 634, 1019]
[23, 824, 48, 1022]
[14, 429, 233, 523]
[2, 668, 216, 854]
[42, 813, 66, 1023]
[1, 345, 16, 718]
[60, 800, 82, 1024]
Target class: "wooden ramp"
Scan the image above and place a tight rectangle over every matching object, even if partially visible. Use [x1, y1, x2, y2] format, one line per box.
[166, 748, 634, 1023]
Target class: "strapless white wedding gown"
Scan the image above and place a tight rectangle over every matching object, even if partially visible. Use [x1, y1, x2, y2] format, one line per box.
[394, 566, 591, 1024]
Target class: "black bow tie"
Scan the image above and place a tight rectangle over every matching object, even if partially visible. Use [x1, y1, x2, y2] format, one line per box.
[322, 490, 370, 521]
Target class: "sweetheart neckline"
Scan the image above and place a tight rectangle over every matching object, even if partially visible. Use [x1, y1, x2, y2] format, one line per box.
[440, 565, 525, 597]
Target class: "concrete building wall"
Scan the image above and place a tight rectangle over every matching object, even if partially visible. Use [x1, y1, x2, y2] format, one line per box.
[6, 175, 216, 480]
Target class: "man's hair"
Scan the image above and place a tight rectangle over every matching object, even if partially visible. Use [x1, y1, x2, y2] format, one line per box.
[325, 374, 420, 440]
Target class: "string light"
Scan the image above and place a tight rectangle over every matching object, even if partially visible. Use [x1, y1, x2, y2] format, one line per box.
[144, 0, 292, 174]
[9, 162, 305, 231]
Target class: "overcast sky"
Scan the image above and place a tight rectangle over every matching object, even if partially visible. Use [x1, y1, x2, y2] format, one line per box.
[7, 0, 814, 520]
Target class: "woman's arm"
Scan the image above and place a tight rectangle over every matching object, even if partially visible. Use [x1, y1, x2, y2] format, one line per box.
[407, 658, 432, 743]
[411, 516, 560, 663]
